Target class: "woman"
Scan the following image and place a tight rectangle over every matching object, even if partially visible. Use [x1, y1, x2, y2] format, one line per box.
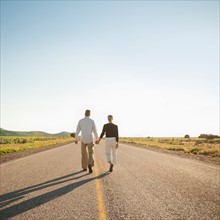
[97, 115, 119, 172]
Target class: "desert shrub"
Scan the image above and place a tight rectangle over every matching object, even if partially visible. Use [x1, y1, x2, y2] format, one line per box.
[194, 140, 206, 145]
[199, 134, 219, 139]
[189, 148, 200, 154]
[168, 147, 185, 152]
[207, 139, 220, 144]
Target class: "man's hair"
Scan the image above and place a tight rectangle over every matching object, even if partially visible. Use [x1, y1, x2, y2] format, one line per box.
[108, 115, 113, 119]
[85, 110, 91, 116]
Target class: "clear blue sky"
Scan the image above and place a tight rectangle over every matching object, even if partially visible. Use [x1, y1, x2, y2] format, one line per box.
[1, 0, 219, 137]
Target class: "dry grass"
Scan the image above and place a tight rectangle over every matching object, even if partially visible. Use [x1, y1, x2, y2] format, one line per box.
[0, 136, 73, 154]
[120, 137, 220, 158]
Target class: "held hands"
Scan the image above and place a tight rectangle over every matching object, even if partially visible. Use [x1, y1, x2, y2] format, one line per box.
[75, 140, 100, 145]
[95, 140, 118, 147]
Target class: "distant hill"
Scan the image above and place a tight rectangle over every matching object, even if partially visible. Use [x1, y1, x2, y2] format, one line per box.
[0, 128, 71, 137]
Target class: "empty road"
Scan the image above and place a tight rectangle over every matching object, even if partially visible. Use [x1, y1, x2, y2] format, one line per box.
[0, 142, 220, 220]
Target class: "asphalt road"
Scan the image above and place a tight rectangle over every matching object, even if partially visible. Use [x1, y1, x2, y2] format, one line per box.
[0, 142, 219, 220]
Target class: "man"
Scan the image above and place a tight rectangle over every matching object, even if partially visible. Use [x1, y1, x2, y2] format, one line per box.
[96, 115, 119, 172]
[75, 110, 98, 173]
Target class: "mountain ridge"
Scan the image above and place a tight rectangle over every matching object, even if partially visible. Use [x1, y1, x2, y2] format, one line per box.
[0, 128, 71, 137]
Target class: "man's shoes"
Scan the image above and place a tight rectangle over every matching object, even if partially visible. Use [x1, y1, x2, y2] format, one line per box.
[83, 169, 87, 171]
[109, 164, 113, 172]
[88, 165, 93, 173]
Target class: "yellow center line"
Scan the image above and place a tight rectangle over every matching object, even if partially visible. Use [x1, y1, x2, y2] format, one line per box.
[97, 155, 105, 170]
[94, 152, 107, 220]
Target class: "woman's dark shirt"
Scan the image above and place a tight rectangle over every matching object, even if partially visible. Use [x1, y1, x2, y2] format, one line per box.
[100, 123, 119, 142]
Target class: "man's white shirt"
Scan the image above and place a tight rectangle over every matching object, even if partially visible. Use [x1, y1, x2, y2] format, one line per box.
[75, 117, 98, 144]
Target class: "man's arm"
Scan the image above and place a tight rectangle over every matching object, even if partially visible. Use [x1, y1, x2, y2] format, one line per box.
[92, 121, 99, 141]
[75, 121, 81, 143]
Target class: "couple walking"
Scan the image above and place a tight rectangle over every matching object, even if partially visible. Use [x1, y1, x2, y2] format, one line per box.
[74, 110, 119, 173]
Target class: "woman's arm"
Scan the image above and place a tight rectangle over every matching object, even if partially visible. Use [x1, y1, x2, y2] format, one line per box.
[97, 124, 106, 143]
[116, 125, 119, 148]
[116, 125, 119, 143]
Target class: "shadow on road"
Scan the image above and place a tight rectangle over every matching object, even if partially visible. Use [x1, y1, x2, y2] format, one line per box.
[0, 170, 109, 219]
[0, 170, 86, 208]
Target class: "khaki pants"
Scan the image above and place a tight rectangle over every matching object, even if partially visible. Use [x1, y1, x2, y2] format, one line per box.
[81, 142, 94, 169]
